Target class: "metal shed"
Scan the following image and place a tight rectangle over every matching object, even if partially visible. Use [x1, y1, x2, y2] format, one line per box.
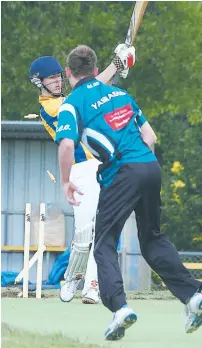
[1, 121, 74, 282]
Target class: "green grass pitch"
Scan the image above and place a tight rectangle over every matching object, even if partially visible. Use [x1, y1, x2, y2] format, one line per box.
[1, 298, 202, 348]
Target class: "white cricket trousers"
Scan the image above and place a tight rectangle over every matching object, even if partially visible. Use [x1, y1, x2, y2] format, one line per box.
[70, 159, 100, 294]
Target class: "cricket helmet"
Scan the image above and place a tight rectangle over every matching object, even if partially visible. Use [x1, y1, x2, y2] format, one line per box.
[29, 56, 65, 96]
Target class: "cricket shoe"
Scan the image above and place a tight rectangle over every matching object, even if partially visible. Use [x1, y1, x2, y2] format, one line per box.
[59, 279, 81, 302]
[82, 280, 99, 304]
[185, 291, 202, 333]
[82, 288, 99, 304]
[105, 305, 137, 341]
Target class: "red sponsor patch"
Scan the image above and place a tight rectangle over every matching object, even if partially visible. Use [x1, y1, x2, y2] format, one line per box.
[104, 104, 134, 130]
[127, 53, 135, 68]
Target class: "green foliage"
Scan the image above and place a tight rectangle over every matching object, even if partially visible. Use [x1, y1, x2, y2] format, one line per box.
[1, 1, 132, 120]
[124, 1, 202, 124]
[153, 114, 202, 250]
[1, 1, 202, 250]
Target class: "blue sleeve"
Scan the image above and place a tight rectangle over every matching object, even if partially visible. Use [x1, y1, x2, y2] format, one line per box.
[55, 102, 79, 145]
[131, 98, 147, 127]
[136, 110, 147, 127]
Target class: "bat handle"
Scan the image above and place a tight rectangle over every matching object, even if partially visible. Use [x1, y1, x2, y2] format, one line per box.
[112, 73, 120, 85]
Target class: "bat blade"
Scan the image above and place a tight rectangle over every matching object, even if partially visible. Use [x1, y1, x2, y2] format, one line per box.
[125, 1, 149, 46]
[112, 1, 148, 85]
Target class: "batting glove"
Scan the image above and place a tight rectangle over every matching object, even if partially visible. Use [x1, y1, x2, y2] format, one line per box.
[114, 43, 129, 55]
[119, 68, 129, 79]
[112, 44, 136, 71]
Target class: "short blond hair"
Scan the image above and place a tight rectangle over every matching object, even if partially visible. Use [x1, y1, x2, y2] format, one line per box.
[67, 45, 97, 78]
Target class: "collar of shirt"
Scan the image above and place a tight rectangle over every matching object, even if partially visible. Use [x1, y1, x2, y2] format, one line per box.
[39, 95, 65, 103]
[73, 75, 96, 90]
[39, 95, 56, 103]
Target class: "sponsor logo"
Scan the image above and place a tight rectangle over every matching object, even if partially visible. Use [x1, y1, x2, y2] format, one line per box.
[104, 104, 134, 130]
[91, 280, 98, 288]
[56, 124, 71, 132]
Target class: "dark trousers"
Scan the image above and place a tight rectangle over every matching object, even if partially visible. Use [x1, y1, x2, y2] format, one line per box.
[94, 162, 202, 312]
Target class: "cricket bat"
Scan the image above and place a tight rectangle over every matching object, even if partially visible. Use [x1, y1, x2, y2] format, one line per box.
[125, 1, 149, 47]
[113, 1, 149, 84]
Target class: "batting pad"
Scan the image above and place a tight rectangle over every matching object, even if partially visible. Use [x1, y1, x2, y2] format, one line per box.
[64, 222, 94, 282]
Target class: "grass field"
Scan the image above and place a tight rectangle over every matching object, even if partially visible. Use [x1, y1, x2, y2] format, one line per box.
[1, 297, 202, 348]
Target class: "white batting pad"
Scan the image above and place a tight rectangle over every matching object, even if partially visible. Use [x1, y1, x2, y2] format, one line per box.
[73, 221, 94, 245]
[64, 221, 94, 282]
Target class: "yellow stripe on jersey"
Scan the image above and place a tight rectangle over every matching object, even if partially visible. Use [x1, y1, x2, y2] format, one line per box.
[39, 96, 64, 117]
[75, 143, 94, 163]
[39, 95, 94, 163]
[39, 96, 63, 140]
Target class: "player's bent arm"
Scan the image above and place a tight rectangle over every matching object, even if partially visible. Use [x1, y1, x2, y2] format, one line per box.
[140, 121, 157, 148]
[96, 62, 117, 85]
[58, 138, 74, 184]
[56, 103, 80, 183]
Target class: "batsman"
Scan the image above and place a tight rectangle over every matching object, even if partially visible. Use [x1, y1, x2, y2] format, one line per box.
[29, 44, 135, 304]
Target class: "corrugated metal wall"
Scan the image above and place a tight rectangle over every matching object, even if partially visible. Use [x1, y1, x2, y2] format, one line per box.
[1, 138, 74, 282]
[1, 134, 152, 290]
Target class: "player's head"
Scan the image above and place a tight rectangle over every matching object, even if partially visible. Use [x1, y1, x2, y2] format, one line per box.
[29, 56, 64, 97]
[65, 45, 98, 87]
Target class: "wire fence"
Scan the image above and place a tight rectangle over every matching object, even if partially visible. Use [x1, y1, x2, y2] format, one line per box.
[118, 251, 202, 291]
[140, 251, 202, 291]
[1, 251, 202, 299]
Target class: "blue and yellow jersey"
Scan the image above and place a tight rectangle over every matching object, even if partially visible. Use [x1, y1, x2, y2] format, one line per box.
[39, 95, 94, 164]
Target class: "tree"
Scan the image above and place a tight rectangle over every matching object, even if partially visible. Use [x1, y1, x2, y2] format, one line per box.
[154, 114, 202, 250]
[1, 1, 132, 120]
